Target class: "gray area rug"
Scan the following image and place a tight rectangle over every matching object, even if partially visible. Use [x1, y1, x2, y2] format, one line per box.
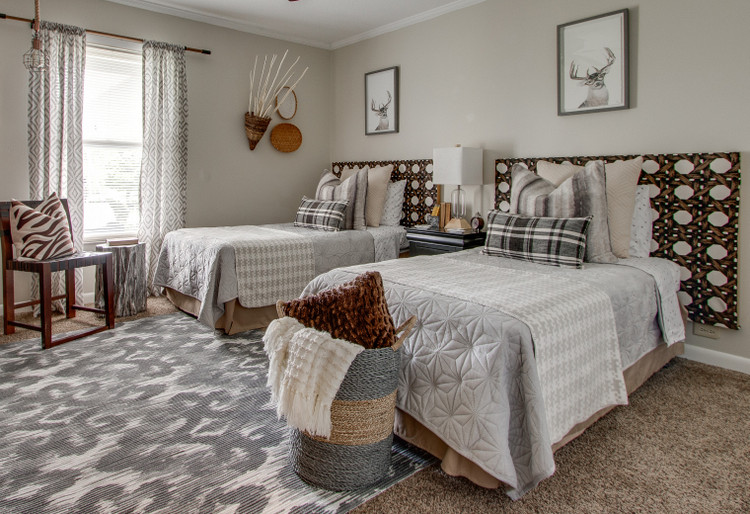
[0, 313, 434, 513]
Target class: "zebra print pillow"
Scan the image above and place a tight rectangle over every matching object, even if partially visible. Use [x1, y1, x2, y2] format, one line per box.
[10, 193, 76, 261]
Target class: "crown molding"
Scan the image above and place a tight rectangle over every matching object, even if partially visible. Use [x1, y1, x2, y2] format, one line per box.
[106, 0, 487, 51]
[105, 0, 331, 49]
[330, 0, 487, 50]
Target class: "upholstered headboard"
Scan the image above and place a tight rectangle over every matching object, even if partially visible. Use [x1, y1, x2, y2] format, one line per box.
[331, 160, 438, 227]
[494, 152, 741, 329]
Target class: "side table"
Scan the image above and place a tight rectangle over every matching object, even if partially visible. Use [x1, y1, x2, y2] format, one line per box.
[405, 227, 486, 256]
[95, 242, 147, 317]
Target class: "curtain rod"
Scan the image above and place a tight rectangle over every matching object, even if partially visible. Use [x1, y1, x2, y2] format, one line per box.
[0, 12, 211, 55]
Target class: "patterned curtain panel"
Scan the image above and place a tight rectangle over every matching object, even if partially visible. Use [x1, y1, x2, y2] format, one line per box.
[138, 42, 188, 296]
[27, 22, 86, 311]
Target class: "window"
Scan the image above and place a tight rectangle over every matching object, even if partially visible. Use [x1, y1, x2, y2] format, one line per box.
[82, 37, 142, 240]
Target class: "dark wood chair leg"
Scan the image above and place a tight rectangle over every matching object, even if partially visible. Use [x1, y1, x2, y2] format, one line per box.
[65, 268, 76, 318]
[2, 263, 15, 335]
[104, 256, 115, 329]
[39, 264, 52, 350]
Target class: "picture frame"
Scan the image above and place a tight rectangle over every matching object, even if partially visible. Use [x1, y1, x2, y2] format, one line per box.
[365, 66, 399, 135]
[557, 9, 629, 116]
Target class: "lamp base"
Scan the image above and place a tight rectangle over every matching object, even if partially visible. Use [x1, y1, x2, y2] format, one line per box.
[444, 217, 472, 231]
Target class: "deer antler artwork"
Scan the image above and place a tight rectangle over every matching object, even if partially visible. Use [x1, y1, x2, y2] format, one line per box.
[569, 47, 616, 108]
[371, 91, 392, 131]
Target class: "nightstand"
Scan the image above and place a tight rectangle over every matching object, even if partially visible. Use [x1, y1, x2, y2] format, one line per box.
[405, 227, 486, 256]
[95, 242, 147, 317]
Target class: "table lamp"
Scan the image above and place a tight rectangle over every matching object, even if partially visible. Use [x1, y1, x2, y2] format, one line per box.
[432, 145, 483, 231]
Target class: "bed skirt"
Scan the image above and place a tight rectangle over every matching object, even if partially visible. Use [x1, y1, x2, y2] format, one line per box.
[394, 340, 685, 489]
[164, 250, 410, 334]
[165, 288, 277, 334]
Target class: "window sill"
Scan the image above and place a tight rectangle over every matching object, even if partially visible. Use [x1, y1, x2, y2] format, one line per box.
[83, 233, 138, 251]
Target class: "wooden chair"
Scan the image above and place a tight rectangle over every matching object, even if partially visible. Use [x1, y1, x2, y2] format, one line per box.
[1, 199, 115, 349]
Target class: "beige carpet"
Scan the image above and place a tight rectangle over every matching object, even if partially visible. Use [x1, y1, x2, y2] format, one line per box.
[3, 302, 748, 512]
[354, 358, 750, 513]
[0, 296, 177, 346]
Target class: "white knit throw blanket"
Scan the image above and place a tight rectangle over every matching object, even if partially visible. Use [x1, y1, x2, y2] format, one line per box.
[263, 317, 364, 438]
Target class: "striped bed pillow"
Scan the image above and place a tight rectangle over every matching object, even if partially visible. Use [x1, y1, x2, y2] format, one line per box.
[10, 193, 76, 261]
[482, 210, 591, 268]
[316, 170, 358, 230]
[294, 196, 349, 232]
[510, 161, 617, 264]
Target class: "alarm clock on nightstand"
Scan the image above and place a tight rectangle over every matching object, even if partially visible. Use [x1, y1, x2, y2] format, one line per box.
[470, 212, 485, 232]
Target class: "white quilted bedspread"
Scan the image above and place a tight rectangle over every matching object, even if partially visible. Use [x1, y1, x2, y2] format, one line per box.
[371, 256, 627, 446]
[153, 224, 405, 327]
[303, 251, 683, 499]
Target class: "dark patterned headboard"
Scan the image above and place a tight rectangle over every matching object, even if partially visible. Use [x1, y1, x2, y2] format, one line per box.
[331, 160, 439, 227]
[494, 152, 741, 329]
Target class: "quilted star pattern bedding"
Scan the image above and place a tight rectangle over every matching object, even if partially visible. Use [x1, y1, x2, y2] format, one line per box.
[153, 223, 406, 327]
[302, 249, 684, 498]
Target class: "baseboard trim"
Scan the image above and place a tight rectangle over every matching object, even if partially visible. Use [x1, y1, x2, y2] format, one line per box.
[683, 344, 750, 375]
[1, 293, 96, 315]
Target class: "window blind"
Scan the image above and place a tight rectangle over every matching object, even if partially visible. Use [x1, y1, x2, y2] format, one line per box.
[82, 43, 142, 239]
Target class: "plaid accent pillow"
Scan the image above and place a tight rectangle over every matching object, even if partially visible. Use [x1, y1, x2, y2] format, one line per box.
[294, 196, 349, 232]
[510, 161, 617, 264]
[482, 211, 591, 268]
[10, 193, 76, 261]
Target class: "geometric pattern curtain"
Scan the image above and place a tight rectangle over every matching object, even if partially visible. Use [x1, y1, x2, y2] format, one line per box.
[27, 22, 86, 310]
[138, 41, 188, 296]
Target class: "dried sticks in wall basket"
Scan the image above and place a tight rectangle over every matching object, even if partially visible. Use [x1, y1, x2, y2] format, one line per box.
[245, 50, 308, 150]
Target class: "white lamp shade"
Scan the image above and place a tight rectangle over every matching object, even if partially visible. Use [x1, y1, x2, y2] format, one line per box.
[432, 146, 483, 186]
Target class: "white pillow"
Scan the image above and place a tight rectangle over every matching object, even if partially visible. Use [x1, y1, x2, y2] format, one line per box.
[629, 185, 652, 258]
[537, 157, 643, 258]
[380, 180, 407, 226]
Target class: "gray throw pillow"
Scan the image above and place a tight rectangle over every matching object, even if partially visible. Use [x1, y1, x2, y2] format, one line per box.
[380, 180, 407, 226]
[340, 167, 369, 230]
[510, 161, 617, 264]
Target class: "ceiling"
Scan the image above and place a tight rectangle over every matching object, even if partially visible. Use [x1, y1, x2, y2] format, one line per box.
[106, 0, 486, 50]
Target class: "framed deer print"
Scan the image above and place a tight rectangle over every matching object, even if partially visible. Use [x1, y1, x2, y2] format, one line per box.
[557, 9, 629, 116]
[365, 66, 399, 135]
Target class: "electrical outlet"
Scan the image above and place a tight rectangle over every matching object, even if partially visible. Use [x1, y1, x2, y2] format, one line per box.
[693, 323, 720, 340]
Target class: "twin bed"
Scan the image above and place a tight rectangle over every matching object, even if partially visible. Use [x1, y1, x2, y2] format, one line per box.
[154, 160, 437, 334]
[154, 152, 740, 498]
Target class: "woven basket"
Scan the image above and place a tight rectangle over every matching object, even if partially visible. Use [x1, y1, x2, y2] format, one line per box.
[270, 123, 302, 153]
[244, 112, 271, 150]
[277, 302, 416, 490]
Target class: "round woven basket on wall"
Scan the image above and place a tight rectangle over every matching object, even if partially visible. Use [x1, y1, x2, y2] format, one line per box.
[284, 312, 416, 491]
[270, 123, 302, 153]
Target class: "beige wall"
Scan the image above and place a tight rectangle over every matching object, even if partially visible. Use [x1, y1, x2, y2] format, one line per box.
[2, 0, 748, 363]
[331, 0, 750, 361]
[0, 0, 331, 300]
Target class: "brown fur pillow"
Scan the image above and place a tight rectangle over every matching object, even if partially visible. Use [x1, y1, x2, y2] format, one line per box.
[279, 271, 396, 350]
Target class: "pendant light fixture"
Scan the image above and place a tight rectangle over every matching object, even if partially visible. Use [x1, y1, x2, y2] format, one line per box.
[22, 0, 45, 71]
